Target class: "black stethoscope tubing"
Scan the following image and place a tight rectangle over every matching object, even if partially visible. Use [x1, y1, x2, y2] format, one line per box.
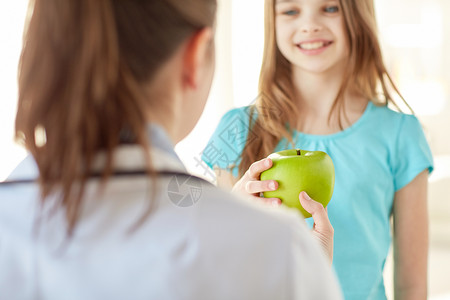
[0, 170, 213, 186]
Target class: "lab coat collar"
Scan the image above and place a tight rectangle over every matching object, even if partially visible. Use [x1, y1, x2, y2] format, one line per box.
[84, 123, 187, 175]
[91, 143, 187, 175]
[6, 123, 187, 181]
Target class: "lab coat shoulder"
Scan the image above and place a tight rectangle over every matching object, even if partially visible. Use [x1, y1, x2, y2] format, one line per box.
[190, 182, 343, 300]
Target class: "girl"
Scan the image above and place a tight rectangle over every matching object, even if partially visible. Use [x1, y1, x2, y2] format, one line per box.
[0, 0, 342, 299]
[203, 0, 433, 299]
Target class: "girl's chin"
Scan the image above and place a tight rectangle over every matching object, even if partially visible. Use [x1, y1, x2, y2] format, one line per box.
[291, 64, 339, 75]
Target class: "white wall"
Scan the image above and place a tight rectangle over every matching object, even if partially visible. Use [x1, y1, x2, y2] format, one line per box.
[0, 1, 28, 180]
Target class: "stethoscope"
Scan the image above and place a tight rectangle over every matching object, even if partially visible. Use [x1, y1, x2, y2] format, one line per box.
[0, 170, 213, 186]
[0, 169, 214, 210]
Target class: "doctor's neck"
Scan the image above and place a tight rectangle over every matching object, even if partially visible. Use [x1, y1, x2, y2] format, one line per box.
[143, 51, 187, 145]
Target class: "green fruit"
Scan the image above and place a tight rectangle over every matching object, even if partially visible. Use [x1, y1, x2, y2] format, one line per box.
[261, 149, 335, 218]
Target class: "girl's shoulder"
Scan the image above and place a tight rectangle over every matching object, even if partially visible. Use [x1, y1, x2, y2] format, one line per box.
[202, 105, 256, 173]
[368, 102, 422, 131]
[221, 105, 254, 120]
[369, 101, 407, 118]
[215, 105, 256, 132]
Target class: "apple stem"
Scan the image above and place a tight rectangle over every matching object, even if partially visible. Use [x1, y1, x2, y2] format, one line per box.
[297, 149, 301, 156]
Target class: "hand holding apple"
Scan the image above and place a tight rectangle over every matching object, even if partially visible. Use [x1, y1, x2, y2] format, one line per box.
[232, 153, 335, 262]
[231, 157, 282, 206]
[260, 149, 335, 218]
[299, 191, 334, 262]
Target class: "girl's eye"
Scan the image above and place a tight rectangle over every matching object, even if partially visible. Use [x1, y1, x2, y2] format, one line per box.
[324, 6, 339, 13]
[283, 9, 299, 16]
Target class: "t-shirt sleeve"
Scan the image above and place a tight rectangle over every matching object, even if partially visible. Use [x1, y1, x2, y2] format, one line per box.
[201, 107, 252, 177]
[393, 114, 434, 191]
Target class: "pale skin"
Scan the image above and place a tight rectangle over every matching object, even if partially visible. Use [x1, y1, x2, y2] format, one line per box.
[147, 27, 215, 144]
[215, 0, 429, 297]
[393, 170, 429, 300]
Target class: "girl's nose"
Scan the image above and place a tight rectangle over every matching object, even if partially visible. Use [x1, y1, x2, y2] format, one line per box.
[299, 14, 322, 33]
[301, 23, 322, 34]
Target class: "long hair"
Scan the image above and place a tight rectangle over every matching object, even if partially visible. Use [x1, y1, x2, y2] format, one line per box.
[238, 0, 408, 177]
[15, 0, 216, 235]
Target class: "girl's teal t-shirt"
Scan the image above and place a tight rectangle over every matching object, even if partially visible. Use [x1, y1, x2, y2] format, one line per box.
[202, 102, 433, 300]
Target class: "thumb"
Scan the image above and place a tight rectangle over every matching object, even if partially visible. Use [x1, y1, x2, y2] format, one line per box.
[299, 191, 330, 232]
[299, 191, 324, 218]
[299, 191, 334, 262]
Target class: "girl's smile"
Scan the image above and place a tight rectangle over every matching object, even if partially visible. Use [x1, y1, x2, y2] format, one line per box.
[297, 39, 333, 55]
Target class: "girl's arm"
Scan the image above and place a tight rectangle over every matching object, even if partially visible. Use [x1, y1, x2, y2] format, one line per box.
[214, 167, 238, 189]
[393, 170, 429, 300]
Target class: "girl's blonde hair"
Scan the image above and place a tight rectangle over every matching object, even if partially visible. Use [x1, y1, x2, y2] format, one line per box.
[16, 0, 216, 235]
[238, 0, 408, 177]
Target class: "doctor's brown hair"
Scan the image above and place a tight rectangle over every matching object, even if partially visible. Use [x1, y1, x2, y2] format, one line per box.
[15, 0, 216, 235]
[237, 0, 410, 178]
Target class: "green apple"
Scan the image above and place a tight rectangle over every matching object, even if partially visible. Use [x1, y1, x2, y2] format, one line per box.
[260, 149, 335, 218]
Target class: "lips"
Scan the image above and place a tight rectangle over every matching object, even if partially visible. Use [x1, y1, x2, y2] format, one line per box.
[298, 40, 333, 50]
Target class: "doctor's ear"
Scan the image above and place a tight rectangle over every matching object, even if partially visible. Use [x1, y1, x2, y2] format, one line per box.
[182, 27, 214, 89]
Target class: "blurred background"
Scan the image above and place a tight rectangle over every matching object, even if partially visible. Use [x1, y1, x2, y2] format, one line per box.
[1, 0, 449, 298]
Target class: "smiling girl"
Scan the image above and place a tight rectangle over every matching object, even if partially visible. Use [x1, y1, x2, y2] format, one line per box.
[203, 0, 433, 299]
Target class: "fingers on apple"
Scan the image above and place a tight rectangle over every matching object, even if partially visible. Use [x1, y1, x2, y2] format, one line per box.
[245, 180, 278, 194]
[262, 197, 282, 206]
[246, 158, 273, 180]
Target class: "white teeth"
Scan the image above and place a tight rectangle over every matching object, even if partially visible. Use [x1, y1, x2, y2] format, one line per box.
[299, 42, 326, 50]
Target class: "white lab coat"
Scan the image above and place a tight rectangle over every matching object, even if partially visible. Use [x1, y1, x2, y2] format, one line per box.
[0, 143, 343, 300]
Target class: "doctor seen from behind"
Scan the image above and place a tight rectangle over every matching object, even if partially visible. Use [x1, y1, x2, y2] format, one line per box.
[0, 0, 342, 299]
